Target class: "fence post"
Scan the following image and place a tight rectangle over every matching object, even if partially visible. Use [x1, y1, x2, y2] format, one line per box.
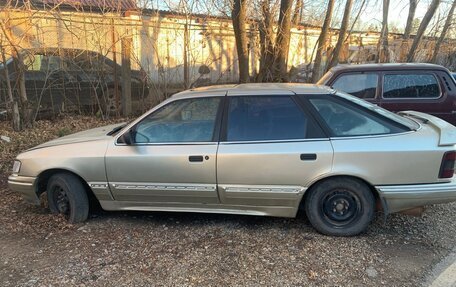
[121, 36, 132, 116]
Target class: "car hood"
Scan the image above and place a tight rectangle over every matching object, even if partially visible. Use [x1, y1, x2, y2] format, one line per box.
[30, 123, 126, 150]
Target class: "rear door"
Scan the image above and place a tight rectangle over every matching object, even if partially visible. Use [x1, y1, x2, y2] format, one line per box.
[216, 92, 333, 210]
[379, 71, 449, 120]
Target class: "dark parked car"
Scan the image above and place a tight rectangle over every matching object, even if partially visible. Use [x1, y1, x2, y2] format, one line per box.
[318, 63, 456, 125]
[452, 72, 456, 81]
[0, 48, 149, 115]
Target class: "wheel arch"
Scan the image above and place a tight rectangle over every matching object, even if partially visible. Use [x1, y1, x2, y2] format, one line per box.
[35, 168, 99, 206]
[301, 174, 384, 212]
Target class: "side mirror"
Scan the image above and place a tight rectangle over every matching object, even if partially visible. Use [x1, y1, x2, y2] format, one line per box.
[119, 129, 134, 145]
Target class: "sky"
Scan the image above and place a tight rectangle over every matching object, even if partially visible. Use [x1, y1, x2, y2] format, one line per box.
[381, 0, 428, 27]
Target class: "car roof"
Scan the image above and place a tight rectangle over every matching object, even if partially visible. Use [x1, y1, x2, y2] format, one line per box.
[327, 63, 449, 73]
[171, 83, 335, 99]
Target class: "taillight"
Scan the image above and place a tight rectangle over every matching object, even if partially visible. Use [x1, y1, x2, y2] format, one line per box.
[439, 151, 456, 178]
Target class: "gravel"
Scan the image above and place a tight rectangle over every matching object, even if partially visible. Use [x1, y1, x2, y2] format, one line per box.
[1, 117, 455, 286]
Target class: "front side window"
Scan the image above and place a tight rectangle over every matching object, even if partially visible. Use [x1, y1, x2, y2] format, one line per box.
[383, 73, 440, 99]
[133, 97, 221, 143]
[332, 73, 378, 99]
[309, 97, 406, 137]
[226, 96, 319, 141]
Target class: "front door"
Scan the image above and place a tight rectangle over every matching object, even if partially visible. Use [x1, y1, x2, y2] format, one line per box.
[330, 72, 381, 106]
[216, 94, 333, 211]
[105, 95, 224, 204]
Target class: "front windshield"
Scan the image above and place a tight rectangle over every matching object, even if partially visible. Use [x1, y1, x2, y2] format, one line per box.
[334, 91, 420, 130]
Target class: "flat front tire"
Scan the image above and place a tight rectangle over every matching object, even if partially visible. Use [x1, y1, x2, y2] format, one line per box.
[305, 178, 375, 236]
[47, 173, 89, 223]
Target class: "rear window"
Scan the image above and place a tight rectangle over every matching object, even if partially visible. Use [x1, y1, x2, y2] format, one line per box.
[383, 74, 440, 99]
[226, 96, 323, 141]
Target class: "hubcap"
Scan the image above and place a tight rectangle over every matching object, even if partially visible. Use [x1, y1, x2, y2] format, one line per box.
[321, 189, 361, 227]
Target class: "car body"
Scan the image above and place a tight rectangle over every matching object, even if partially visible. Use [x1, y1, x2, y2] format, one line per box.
[8, 83, 456, 236]
[317, 63, 456, 125]
[0, 48, 149, 115]
[452, 72, 456, 81]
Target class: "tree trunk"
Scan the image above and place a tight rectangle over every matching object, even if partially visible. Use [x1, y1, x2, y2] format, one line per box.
[407, 0, 440, 62]
[431, 0, 456, 63]
[292, 0, 303, 26]
[257, 0, 275, 82]
[403, 0, 417, 39]
[326, 0, 353, 70]
[14, 53, 30, 128]
[0, 14, 30, 129]
[274, 0, 293, 82]
[1, 47, 20, 131]
[377, 0, 390, 63]
[311, 0, 335, 82]
[121, 37, 132, 116]
[232, 0, 250, 83]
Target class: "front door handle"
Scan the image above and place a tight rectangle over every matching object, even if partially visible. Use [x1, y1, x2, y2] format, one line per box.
[300, 154, 317, 161]
[189, 155, 204, 162]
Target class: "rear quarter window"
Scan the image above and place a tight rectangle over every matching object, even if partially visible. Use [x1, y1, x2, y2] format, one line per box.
[383, 73, 441, 99]
[309, 96, 411, 137]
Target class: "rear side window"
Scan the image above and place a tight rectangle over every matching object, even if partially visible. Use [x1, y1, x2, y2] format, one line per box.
[332, 73, 378, 99]
[383, 74, 440, 99]
[309, 97, 407, 137]
[226, 96, 322, 141]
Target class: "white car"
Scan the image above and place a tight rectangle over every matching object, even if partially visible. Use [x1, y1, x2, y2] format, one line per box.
[8, 84, 456, 236]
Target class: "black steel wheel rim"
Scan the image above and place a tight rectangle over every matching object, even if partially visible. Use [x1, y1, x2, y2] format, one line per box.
[320, 188, 362, 228]
[52, 185, 70, 217]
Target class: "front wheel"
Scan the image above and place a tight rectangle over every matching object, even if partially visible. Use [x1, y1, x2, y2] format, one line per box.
[304, 177, 375, 236]
[47, 173, 89, 223]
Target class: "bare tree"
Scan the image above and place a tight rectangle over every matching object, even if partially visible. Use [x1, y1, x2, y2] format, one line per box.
[292, 0, 303, 25]
[431, 0, 456, 62]
[407, 0, 441, 62]
[232, 0, 250, 83]
[377, 0, 390, 62]
[274, 0, 293, 81]
[0, 44, 20, 130]
[257, 0, 275, 82]
[0, 4, 32, 130]
[311, 0, 335, 82]
[404, 0, 418, 39]
[326, 0, 353, 70]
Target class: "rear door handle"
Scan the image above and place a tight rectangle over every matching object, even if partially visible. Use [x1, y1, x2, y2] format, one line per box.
[300, 154, 317, 161]
[189, 155, 204, 162]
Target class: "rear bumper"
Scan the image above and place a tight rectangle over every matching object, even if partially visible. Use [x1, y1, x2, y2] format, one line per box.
[376, 181, 456, 213]
[7, 174, 39, 205]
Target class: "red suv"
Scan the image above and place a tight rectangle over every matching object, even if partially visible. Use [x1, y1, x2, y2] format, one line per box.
[318, 63, 456, 125]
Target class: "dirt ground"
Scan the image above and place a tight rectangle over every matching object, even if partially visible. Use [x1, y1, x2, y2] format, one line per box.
[1, 117, 455, 286]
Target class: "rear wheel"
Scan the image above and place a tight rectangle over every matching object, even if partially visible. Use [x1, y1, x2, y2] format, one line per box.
[47, 173, 89, 223]
[304, 177, 375, 236]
